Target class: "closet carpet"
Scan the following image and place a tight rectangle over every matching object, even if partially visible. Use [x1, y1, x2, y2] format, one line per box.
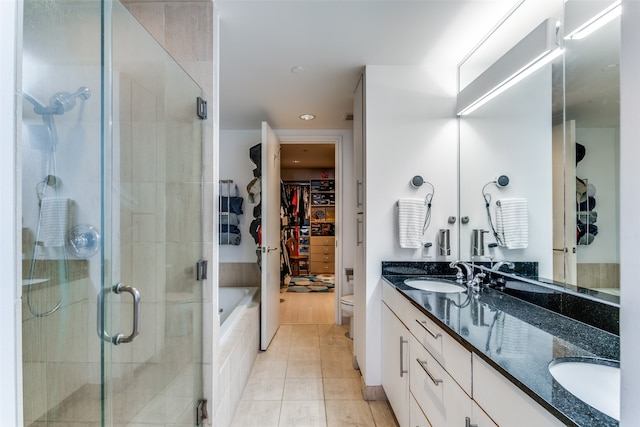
[288, 274, 335, 292]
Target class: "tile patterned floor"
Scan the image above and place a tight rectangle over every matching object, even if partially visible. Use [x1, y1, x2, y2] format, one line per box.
[231, 324, 399, 427]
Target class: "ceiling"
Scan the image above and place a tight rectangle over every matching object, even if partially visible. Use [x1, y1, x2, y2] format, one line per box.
[280, 144, 335, 169]
[216, 1, 620, 132]
[216, 0, 518, 131]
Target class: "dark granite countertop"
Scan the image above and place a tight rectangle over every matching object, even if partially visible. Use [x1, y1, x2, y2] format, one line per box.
[382, 270, 619, 427]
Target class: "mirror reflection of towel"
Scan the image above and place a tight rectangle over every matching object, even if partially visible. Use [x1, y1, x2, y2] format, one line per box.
[397, 198, 425, 249]
[496, 198, 528, 249]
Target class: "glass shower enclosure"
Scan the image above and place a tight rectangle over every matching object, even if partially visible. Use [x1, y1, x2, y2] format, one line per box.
[20, 1, 204, 425]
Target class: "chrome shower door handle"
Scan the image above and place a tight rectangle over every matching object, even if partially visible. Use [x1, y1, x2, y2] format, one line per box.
[112, 283, 141, 345]
[96, 283, 141, 345]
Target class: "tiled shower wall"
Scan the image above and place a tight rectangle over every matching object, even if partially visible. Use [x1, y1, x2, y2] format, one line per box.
[123, 1, 219, 423]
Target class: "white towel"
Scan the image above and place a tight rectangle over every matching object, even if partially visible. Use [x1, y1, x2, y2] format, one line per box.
[496, 198, 528, 249]
[397, 198, 425, 249]
[38, 197, 69, 247]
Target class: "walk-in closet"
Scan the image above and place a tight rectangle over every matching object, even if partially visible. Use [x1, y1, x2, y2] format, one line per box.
[279, 143, 336, 323]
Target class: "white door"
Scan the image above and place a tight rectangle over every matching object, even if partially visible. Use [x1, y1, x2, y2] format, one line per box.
[552, 121, 577, 285]
[261, 121, 281, 350]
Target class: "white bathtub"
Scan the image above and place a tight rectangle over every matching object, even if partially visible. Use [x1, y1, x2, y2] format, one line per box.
[219, 286, 259, 342]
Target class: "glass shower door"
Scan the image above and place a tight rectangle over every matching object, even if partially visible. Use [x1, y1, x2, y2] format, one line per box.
[104, 2, 205, 425]
[20, 1, 204, 425]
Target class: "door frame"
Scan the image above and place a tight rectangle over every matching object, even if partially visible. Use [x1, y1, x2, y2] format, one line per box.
[278, 135, 343, 324]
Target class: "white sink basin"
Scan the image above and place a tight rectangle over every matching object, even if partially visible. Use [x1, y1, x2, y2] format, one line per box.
[548, 357, 620, 420]
[403, 279, 466, 293]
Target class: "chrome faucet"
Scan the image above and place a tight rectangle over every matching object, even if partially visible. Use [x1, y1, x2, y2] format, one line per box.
[492, 261, 515, 272]
[449, 260, 474, 284]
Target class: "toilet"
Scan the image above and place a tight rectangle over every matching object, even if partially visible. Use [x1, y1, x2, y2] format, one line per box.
[340, 294, 355, 339]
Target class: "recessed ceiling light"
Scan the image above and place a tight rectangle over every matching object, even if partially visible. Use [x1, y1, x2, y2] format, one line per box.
[299, 114, 316, 121]
[292, 160, 301, 164]
[291, 66, 304, 73]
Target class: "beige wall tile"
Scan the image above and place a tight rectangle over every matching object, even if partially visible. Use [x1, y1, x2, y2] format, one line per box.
[122, 2, 165, 45]
[164, 3, 213, 62]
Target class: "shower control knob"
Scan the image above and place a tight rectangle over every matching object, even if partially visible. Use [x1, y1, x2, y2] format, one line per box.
[66, 224, 100, 258]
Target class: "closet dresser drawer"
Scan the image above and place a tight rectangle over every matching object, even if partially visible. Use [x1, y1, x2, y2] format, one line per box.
[311, 236, 335, 247]
[311, 261, 334, 274]
[310, 246, 335, 256]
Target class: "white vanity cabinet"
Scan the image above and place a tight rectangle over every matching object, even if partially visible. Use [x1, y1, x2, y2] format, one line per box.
[382, 281, 564, 427]
[382, 303, 410, 427]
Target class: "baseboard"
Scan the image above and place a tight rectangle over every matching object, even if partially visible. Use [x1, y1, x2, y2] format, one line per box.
[360, 376, 388, 401]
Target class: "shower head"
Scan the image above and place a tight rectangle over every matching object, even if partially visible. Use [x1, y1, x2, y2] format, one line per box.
[24, 87, 91, 115]
[49, 87, 91, 114]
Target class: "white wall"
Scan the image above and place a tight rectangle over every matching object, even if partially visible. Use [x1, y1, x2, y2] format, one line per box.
[219, 129, 355, 280]
[1, 0, 20, 424]
[219, 130, 262, 263]
[575, 127, 619, 264]
[361, 65, 459, 385]
[620, 1, 640, 425]
[459, 67, 554, 277]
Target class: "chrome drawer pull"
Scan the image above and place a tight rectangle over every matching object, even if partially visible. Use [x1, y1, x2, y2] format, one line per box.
[465, 417, 478, 427]
[400, 336, 408, 377]
[416, 358, 443, 386]
[415, 319, 442, 339]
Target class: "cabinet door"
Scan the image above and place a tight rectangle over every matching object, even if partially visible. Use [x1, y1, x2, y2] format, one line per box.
[382, 303, 409, 427]
[472, 354, 565, 427]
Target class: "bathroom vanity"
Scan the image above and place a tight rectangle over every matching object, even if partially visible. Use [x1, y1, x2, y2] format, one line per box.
[381, 263, 619, 427]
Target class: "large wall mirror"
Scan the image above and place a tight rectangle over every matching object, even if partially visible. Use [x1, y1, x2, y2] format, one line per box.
[457, 0, 620, 304]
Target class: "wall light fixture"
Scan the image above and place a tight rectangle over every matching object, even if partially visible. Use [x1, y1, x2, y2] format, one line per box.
[457, 18, 563, 116]
[565, 0, 621, 40]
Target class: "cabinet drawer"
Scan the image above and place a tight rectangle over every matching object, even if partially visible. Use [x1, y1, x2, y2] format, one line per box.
[310, 236, 335, 246]
[382, 282, 472, 395]
[410, 393, 432, 427]
[310, 261, 334, 274]
[310, 245, 335, 255]
[472, 354, 565, 427]
[408, 302, 471, 395]
[410, 334, 471, 427]
[471, 401, 498, 427]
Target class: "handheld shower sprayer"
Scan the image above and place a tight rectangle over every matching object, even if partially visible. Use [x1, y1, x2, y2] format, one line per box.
[49, 87, 92, 114]
[24, 86, 92, 115]
[482, 174, 510, 247]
